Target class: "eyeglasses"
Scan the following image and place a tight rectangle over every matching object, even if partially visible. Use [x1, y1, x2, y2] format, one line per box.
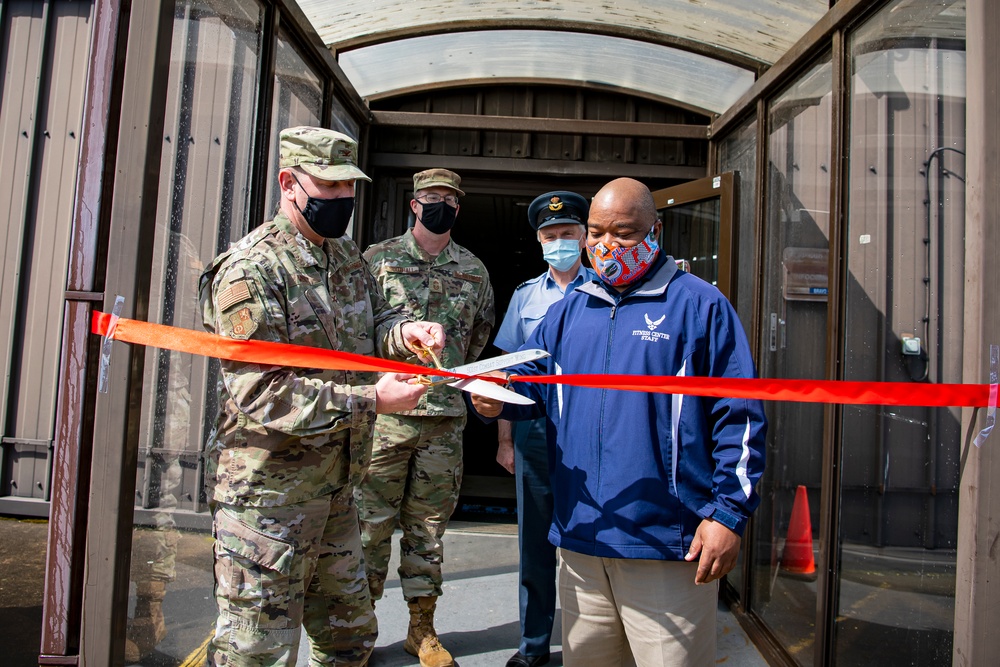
[416, 194, 459, 206]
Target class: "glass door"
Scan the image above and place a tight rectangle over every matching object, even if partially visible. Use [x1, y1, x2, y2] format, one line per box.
[750, 53, 833, 667]
[835, 2, 966, 664]
[651, 172, 737, 301]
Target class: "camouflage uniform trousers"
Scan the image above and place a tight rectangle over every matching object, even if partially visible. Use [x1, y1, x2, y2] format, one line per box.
[209, 488, 376, 666]
[357, 413, 466, 601]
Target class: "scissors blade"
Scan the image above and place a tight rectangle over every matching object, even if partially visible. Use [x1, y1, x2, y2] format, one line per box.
[448, 349, 549, 376]
[449, 377, 536, 405]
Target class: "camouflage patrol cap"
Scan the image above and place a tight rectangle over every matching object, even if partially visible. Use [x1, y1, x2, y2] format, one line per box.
[278, 126, 371, 182]
[413, 168, 465, 196]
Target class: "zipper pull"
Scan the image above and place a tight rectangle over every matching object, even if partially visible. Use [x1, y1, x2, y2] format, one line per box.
[610, 304, 617, 319]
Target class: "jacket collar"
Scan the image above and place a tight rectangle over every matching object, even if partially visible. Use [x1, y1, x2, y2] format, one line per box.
[403, 228, 458, 265]
[273, 212, 360, 272]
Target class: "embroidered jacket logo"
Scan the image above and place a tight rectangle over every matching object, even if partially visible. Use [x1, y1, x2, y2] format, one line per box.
[633, 313, 670, 343]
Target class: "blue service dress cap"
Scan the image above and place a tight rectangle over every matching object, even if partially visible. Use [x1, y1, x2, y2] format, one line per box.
[527, 191, 589, 231]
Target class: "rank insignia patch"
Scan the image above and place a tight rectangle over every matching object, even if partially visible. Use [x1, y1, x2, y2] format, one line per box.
[228, 306, 258, 339]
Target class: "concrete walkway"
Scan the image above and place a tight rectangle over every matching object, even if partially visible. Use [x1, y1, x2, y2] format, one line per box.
[301, 522, 768, 666]
[0, 516, 767, 666]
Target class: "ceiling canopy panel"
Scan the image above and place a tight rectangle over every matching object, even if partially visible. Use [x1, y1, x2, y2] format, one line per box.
[339, 30, 756, 115]
[298, 0, 829, 67]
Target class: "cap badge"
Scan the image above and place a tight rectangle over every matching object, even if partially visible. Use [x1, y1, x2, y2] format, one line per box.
[548, 196, 564, 211]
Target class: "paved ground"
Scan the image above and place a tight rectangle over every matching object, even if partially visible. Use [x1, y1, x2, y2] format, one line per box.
[0, 516, 47, 667]
[333, 522, 767, 667]
[0, 515, 767, 666]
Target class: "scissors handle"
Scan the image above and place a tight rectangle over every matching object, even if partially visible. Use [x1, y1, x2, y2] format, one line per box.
[411, 341, 444, 370]
[410, 341, 449, 386]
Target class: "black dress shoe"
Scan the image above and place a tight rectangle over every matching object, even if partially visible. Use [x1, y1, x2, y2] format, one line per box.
[506, 651, 551, 667]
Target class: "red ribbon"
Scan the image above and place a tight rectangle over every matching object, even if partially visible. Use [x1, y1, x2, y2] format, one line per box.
[91, 311, 474, 381]
[92, 312, 994, 407]
[515, 374, 990, 408]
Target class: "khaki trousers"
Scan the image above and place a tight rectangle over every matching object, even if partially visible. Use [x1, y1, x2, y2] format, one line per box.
[559, 549, 717, 667]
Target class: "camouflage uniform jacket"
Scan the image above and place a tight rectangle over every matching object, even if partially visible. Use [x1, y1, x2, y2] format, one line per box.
[199, 213, 414, 507]
[364, 229, 495, 417]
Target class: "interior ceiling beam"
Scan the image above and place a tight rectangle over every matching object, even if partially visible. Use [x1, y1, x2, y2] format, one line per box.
[329, 20, 769, 75]
[368, 152, 707, 181]
[371, 111, 710, 140]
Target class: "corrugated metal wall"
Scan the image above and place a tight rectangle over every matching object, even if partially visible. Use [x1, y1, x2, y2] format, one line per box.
[0, 0, 93, 515]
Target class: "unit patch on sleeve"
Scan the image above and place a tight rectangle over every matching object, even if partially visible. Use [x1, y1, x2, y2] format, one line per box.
[217, 281, 252, 312]
[228, 306, 259, 340]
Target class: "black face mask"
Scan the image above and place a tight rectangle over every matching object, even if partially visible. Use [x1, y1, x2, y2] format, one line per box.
[418, 201, 458, 235]
[293, 174, 355, 239]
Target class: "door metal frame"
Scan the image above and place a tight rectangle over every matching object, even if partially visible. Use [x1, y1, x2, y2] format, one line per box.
[38, 0, 374, 663]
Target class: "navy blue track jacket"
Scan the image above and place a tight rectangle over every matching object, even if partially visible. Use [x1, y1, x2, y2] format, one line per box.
[494, 255, 767, 560]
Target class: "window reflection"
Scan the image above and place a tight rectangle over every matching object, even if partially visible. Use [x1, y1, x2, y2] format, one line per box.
[130, 0, 264, 662]
[264, 29, 324, 217]
[753, 54, 833, 667]
[717, 116, 759, 330]
[837, 1, 965, 664]
[660, 199, 721, 287]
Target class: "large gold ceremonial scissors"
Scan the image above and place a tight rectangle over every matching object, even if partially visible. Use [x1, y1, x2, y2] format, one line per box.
[411, 342, 547, 405]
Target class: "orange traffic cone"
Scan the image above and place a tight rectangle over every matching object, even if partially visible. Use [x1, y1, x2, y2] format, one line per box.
[780, 485, 816, 576]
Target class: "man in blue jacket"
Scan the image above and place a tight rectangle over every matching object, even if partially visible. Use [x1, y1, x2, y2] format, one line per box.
[469, 177, 767, 666]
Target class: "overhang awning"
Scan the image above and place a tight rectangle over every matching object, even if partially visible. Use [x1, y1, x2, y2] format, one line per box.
[296, 0, 829, 113]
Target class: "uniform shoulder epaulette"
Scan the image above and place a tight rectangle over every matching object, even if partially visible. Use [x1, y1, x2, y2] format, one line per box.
[514, 273, 544, 291]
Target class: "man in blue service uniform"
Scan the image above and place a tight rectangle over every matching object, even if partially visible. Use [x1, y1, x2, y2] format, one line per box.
[494, 191, 596, 667]
[470, 177, 767, 666]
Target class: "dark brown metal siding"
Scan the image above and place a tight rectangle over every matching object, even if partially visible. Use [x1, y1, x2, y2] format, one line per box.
[370, 85, 709, 170]
[0, 0, 93, 515]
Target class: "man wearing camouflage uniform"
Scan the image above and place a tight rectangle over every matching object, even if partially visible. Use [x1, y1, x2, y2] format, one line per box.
[358, 168, 495, 667]
[199, 127, 444, 666]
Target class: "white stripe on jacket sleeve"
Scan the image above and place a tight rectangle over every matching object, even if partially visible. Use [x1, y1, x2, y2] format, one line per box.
[670, 359, 686, 499]
[737, 418, 752, 499]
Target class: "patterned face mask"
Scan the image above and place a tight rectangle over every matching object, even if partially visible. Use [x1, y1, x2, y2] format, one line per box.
[586, 233, 660, 287]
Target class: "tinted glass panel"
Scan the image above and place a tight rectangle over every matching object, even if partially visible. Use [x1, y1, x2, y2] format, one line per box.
[264, 28, 324, 218]
[129, 0, 264, 660]
[752, 54, 833, 667]
[837, 1, 966, 663]
[716, 115, 758, 595]
[718, 116, 759, 328]
[660, 199, 720, 286]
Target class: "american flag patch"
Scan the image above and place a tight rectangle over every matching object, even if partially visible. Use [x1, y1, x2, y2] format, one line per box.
[218, 281, 252, 311]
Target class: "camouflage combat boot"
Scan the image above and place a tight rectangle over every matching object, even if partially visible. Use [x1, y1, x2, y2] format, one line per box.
[124, 580, 168, 662]
[403, 596, 453, 667]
